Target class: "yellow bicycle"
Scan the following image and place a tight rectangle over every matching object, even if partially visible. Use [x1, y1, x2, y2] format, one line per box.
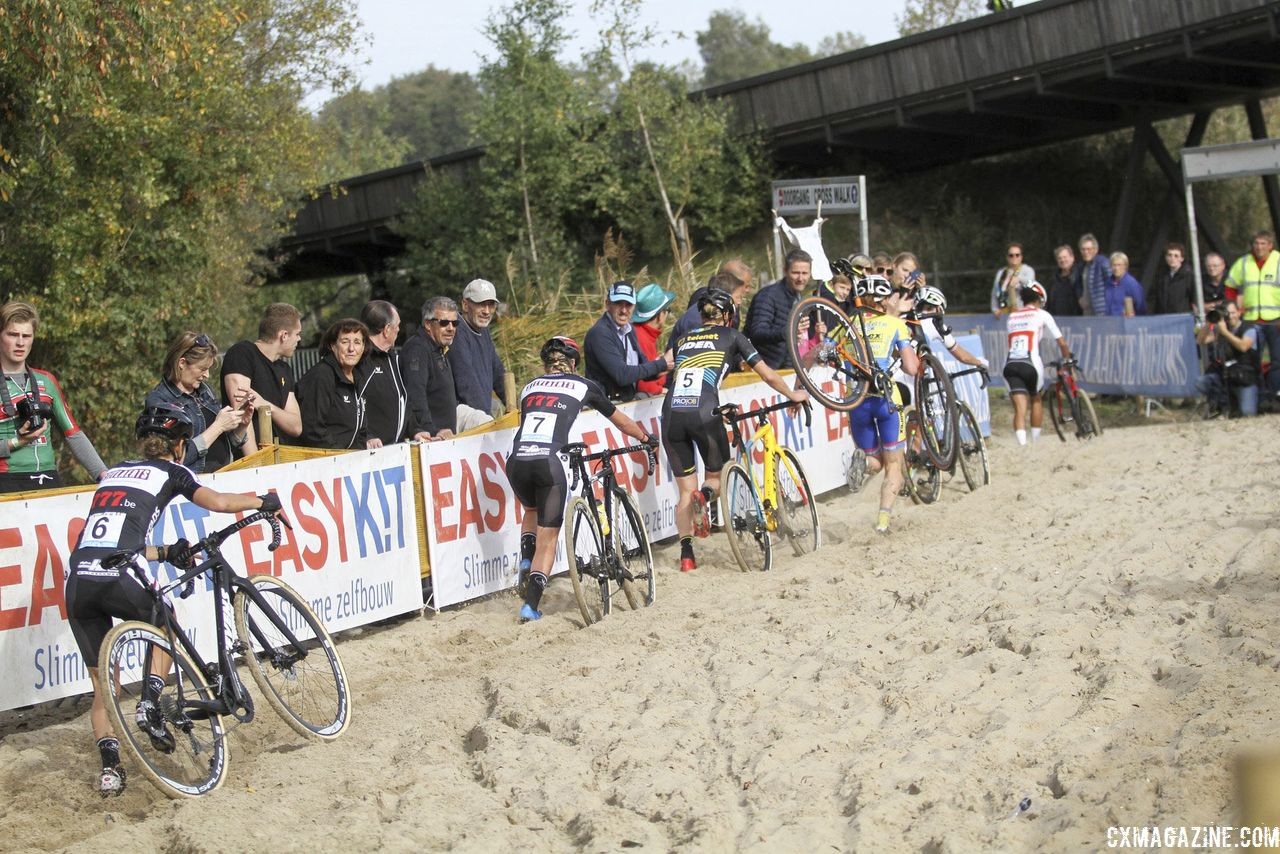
[714, 400, 820, 572]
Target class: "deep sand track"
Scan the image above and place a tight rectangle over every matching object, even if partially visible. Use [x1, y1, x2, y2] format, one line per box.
[2, 415, 1278, 852]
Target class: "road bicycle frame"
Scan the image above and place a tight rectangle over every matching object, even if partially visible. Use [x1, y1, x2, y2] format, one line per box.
[562, 441, 656, 566]
[717, 400, 810, 533]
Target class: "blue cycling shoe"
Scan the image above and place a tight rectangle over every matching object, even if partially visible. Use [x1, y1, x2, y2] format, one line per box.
[519, 603, 542, 623]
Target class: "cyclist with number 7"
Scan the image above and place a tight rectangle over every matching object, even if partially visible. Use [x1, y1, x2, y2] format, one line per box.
[507, 337, 656, 623]
[64, 403, 283, 797]
[664, 289, 808, 572]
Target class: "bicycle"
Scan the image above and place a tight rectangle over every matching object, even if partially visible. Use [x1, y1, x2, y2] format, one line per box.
[560, 441, 657, 626]
[948, 366, 991, 491]
[98, 509, 351, 798]
[1043, 358, 1103, 441]
[715, 399, 820, 570]
[909, 336, 960, 472]
[785, 295, 877, 412]
[901, 408, 941, 505]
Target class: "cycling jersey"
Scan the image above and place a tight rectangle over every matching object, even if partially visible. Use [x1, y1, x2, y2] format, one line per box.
[1004, 306, 1062, 389]
[510, 373, 615, 461]
[665, 326, 760, 416]
[0, 367, 102, 477]
[859, 312, 913, 395]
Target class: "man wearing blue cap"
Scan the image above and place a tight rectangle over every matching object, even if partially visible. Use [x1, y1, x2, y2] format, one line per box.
[583, 281, 674, 401]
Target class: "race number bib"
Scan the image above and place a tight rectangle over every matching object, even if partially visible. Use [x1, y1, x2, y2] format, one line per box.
[1008, 331, 1033, 360]
[672, 367, 703, 408]
[518, 412, 558, 444]
[81, 512, 126, 549]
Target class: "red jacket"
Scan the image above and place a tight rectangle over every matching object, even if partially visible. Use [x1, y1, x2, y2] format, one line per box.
[634, 321, 667, 397]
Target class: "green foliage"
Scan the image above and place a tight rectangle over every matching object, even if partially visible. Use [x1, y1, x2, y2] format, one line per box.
[896, 0, 986, 36]
[696, 10, 867, 88]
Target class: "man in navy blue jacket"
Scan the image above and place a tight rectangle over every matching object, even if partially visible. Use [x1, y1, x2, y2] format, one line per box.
[745, 249, 812, 369]
[584, 281, 673, 400]
[451, 278, 508, 427]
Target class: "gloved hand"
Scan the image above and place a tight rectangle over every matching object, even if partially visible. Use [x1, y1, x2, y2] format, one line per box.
[258, 492, 282, 514]
[643, 433, 660, 448]
[165, 538, 196, 570]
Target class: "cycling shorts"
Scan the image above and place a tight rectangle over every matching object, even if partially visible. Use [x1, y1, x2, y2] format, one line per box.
[661, 411, 730, 478]
[850, 396, 903, 454]
[66, 568, 156, 667]
[506, 456, 569, 528]
[1003, 361, 1041, 395]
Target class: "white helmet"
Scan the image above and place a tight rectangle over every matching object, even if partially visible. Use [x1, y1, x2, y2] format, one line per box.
[916, 284, 947, 311]
[858, 274, 893, 301]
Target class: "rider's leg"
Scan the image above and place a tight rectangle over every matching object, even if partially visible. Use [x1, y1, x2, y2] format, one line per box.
[1028, 393, 1044, 441]
[1011, 392, 1029, 444]
[522, 523, 560, 615]
[876, 448, 905, 533]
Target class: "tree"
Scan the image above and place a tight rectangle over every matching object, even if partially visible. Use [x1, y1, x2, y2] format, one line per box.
[383, 68, 481, 158]
[896, 0, 986, 36]
[696, 10, 867, 88]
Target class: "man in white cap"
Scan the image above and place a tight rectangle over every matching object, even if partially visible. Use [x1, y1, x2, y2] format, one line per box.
[452, 278, 508, 428]
[583, 280, 673, 401]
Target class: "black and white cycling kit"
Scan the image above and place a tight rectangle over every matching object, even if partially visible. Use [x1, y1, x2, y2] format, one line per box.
[506, 373, 615, 528]
[662, 326, 761, 477]
[65, 459, 201, 666]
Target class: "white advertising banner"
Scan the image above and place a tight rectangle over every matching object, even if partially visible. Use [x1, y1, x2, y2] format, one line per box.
[0, 446, 424, 712]
[421, 377, 857, 609]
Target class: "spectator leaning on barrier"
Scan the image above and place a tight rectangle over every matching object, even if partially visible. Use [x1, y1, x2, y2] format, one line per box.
[297, 318, 375, 450]
[1046, 245, 1082, 317]
[452, 278, 509, 422]
[584, 280, 672, 401]
[1227, 230, 1280, 393]
[1196, 301, 1259, 417]
[633, 283, 676, 397]
[357, 300, 431, 446]
[1103, 252, 1146, 317]
[1149, 242, 1195, 316]
[991, 242, 1035, 316]
[220, 302, 304, 445]
[1203, 252, 1228, 309]
[145, 331, 252, 473]
[745, 248, 812, 369]
[402, 296, 463, 440]
[0, 300, 107, 492]
[1079, 233, 1110, 315]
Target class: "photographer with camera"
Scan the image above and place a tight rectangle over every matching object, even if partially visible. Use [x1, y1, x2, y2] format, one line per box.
[0, 301, 107, 493]
[1196, 302, 1260, 417]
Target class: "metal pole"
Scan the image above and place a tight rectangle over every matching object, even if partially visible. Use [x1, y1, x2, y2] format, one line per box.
[858, 175, 869, 255]
[773, 221, 784, 282]
[1186, 181, 1205, 323]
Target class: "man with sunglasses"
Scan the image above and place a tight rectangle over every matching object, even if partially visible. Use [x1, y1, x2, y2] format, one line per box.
[991, 243, 1036, 317]
[403, 296, 469, 440]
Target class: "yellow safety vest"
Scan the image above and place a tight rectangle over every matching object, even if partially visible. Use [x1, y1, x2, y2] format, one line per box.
[1229, 250, 1280, 322]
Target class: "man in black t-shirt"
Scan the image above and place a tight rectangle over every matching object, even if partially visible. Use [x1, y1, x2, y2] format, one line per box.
[221, 303, 304, 445]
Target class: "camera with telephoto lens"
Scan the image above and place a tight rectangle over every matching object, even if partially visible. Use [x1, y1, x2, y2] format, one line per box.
[15, 393, 53, 432]
[1206, 308, 1223, 324]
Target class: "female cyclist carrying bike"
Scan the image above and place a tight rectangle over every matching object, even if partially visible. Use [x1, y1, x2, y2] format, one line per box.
[507, 337, 655, 623]
[65, 403, 280, 796]
[664, 289, 808, 571]
[1003, 283, 1071, 445]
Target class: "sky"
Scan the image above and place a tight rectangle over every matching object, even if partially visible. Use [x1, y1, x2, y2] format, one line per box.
[343, 0, 903, 91]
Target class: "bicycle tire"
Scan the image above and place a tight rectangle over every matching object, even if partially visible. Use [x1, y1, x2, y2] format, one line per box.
[1043, 385, 1067, 442]
[564, 496, 617, 625]
[233, 575, 351, 741]
[609, 487, 655, 609]
[903, 415, 941, 505]
[915, 352, 959, 470]
[1076, 389, 1103, 439]
[720, 462, 772, 572]
[776, 448, 820, 556]
[786, 296, 871, 412]
[955, 401, 990, 491]
[100, 621, 228, 799]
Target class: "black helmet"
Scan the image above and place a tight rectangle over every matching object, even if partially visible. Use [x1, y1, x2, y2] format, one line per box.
[539, 336, 580, 368]
[136, 403, 193, 441]
[697, 288, 735, 319]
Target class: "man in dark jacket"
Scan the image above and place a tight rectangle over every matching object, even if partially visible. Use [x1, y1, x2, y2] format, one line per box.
[583, 281, 672, 400]
[402, 296, 462, 439]
[451, 278, 508, 424]
[667, 260, 753, 348]
[1148, 242, 1195, 315]
[1045, 244, 1082, 317]
[745, 248, 812, 369]
[357, 300, 431, 445]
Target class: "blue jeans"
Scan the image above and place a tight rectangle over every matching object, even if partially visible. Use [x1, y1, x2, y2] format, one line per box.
[1255, 321, 1280, 394]
[1196, 372, 1258, 416]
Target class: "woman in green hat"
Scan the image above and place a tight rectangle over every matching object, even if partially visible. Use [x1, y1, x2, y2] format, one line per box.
[633, 283, 676, 397]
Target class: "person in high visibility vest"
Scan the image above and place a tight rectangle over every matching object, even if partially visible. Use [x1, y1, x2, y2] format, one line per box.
[1227, 230, 1280, 392]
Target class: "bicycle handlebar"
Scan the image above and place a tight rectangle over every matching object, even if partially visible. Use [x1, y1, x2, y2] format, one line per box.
[562, 441, 658, 493]
[948, 366, 990, 388]
[715, 398, 811, 428]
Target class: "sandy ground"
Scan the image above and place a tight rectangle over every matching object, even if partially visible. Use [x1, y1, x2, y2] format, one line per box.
[3, 412, 1279, 852]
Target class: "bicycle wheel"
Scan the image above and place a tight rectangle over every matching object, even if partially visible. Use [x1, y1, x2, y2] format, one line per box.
[775, 448, 820, 556]
[233, 576, 351, 741]
[564, 496, 621, 625]
[100, 621, 227, 799]
[955, 401, 990, 491]
[609, 488, 655, 609]
[786, 296, 871, 412]
[720, 462, 772, 572]
[903, 416, 941, 505]
[1075, 389, 1102, 439]
[915, 352, 959, 470]
[1043, 385, 1067, 442]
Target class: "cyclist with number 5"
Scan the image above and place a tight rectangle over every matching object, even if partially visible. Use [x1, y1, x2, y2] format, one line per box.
[64, 403, 282, 796]
[1003, 283, 1071, 445]
[664, 289, 808, 572]
[507, 337, 655, 623]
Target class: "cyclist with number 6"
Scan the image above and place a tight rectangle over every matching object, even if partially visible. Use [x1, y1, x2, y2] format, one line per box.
[1003, 283, 1071, 445]
[664, 289, 808, 572]
[507, 337, 655, 623]
[64, 403, 282, 796]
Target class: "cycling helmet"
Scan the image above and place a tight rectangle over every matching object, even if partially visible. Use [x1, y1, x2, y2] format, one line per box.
[697, 288, 735, 319]
[916, 284, 947, 311]
[135, 403, 194, 441]
[1020, 282, 1047, 304]
[539, 336, 580, 367]
[832, 253, 872, 280]
[860, 274, 893, 301]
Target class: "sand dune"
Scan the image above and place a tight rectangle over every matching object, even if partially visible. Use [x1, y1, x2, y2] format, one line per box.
[2, 415, 1277, 851]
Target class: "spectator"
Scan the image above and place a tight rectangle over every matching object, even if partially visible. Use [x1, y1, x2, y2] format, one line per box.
[991, 242, 1035, 316]
[583, 281, 672, 401]
[402, 296, 464, 440]
[220, 302, 304, 444]
[871, 251, 894, 278]
[1045, 244, 1082, 317]
[1103, 252, 1146, 316]
[632, 283, 675, 397]
[297, 318, 375, 450]
[668, 269, 749, 348]
[145, 331, 251, 473]
[1148, 242, 1195, 315]
[1227, 230, 1280, 392]
[889, 251, 920, 289]
[745, 248, 812, 369]
[1078, 233, 1110, 315]
[1195, 301, 1259, 417]
[357, 300, 432, 445]
[0, 301, 107, 492]
[1203, 252, 1228, 310]
[452, 278, 508, 421]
